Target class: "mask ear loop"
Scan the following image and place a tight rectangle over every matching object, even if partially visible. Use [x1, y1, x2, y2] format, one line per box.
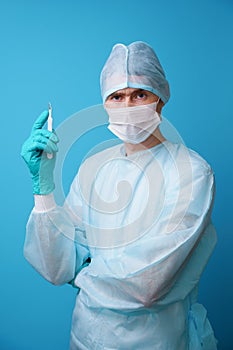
[155, 97, 162, 118]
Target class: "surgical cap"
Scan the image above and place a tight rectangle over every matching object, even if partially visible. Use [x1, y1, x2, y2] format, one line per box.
[100, 41, 170, 104]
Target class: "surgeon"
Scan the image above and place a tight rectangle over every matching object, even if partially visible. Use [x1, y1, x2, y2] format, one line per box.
[21, 41, 218, 349]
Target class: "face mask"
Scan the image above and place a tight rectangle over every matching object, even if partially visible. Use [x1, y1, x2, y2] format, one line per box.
[105, 101, 161, 144]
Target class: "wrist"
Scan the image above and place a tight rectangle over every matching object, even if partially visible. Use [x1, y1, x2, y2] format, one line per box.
[34, 193, 56, 212]
[32, 173, 55, 195]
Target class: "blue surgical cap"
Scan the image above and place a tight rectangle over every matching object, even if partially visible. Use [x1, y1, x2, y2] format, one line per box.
[100, 41, 170, 104]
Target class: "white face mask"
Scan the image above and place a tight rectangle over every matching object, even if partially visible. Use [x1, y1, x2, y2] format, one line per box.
[105, 101, 161, 144]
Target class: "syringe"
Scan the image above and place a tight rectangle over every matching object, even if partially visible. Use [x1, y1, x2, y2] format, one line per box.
[47, 102, 53, 159]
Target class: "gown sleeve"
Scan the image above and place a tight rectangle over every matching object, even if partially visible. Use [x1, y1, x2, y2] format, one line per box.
[75, 148, 216, 309]
[24, 168, 90, 286]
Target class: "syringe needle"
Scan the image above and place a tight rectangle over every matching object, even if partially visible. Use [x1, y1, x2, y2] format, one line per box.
[47, 102, 53, 159]
[47, 102, 53, 132]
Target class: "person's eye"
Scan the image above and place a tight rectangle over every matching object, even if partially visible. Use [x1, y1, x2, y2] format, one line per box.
[135, 92, 147, 100]
[111, 94, 122, 101]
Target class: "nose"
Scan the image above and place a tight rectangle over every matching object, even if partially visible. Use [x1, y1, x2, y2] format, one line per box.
[124, 97, 134, 107]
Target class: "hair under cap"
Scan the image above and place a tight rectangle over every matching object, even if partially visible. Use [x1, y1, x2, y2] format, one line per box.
[100, 41, 170, 104]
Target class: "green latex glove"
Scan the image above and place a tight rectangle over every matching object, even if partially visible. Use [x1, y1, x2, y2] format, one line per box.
[21, 110, 59, 195]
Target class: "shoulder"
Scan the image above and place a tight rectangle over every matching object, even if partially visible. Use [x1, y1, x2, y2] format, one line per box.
[164, 141, 213, 177]
[162, 142, 215, 207]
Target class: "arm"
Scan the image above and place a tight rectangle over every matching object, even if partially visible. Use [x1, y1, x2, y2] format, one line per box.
[24, 193, 90, 286]
[21, 111, 90, 286]
[77, 155, 216, 309]
[24, 165, 91, 285]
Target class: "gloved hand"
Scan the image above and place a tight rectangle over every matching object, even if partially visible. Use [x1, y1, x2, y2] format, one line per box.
[21, 110, 59, 195]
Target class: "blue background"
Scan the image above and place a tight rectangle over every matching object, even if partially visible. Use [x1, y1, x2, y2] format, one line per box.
[1, 0, 232, 349]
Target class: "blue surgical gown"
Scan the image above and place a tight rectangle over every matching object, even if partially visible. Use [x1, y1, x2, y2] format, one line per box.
[24, 140, 217, 349]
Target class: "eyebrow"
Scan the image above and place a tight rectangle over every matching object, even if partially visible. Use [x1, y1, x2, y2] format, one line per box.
[109, 89, 145, 97]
